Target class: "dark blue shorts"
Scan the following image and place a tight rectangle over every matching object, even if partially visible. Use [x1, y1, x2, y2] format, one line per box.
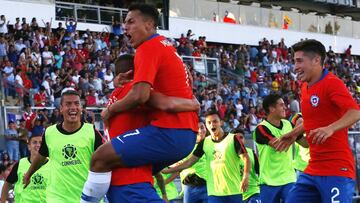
[260, 183, 294, 203]
[208, 194, 243, 203]
[111, 124, 196, 174]
[286, 173, 354, 203]
[107, 183, 164, 203]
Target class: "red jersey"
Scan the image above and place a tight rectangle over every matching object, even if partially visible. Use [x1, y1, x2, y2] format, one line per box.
[301, 71, 359, 179]
[107, 82, 153, 186]
[133, 35, 198, 132]
[34, 92, 46, 107]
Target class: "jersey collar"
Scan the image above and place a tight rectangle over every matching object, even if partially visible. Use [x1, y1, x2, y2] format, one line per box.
[308, 69, 328, 87]
[146, 33, 159, 41]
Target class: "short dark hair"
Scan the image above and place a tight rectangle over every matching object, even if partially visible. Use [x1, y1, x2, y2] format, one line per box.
[204, 109, 221, 119]
[263, 94, 282, 114]
[29, 134, 42, 142]
[292, 39, 326, 66]
[128, 3, 159, 28]
[60, 90, 80, 105]
[114, 54, 134, 76]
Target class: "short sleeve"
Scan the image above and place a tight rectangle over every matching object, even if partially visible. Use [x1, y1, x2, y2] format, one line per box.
[133, 44, 160, 86]
[328, 77, 359, 111]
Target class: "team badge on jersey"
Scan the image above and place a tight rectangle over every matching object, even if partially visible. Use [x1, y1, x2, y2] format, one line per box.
[310, 95, 320, 107]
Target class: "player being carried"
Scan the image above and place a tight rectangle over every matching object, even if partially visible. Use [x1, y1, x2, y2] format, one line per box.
[81, 3, 199, 202]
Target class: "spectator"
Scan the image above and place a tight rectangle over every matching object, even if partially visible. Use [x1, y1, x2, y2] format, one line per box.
[49, 108, 63, 125]
[85, 89, 97, 107]
[104, 68, 114, 91]
[14, 17, 21, 31]
[0, 152, 11, 167]
[0, 15, 8, 35]
[289, 94, 300, 114]
[31, 113, 45, 137]
[0, 36, 8, 62]
[33, 86, 47, 107]
[247, 107, 258, 133]
[17, 118, 29, 158]
[65, 17, 77, 35]
[111, 16, 123, 37]
[4, 121, 20, 162]
[42, 46, 54, 66]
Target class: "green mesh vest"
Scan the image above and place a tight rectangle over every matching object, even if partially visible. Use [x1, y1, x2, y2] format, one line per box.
[154, 173, 179, 200]
[241, 148, 260, 200]
[203, 133, 242, 196]
[14, 157, 50, 203]
[255, 119, 296, 186]
[289, 113, 309, 172]
[293, 142, 310, 172]
[45, 123, 95, 202]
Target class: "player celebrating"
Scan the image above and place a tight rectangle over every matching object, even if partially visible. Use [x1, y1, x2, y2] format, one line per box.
[23, 90, 104, 202]
[1, 134, 50, 203]
[180, 122, 208, 203]
[106, 54, 199, 203]
[253, 94, 307, 203]
[163, 110, 251, 203]
[81, 3, 198, 202]
[275, 39, 360, 202]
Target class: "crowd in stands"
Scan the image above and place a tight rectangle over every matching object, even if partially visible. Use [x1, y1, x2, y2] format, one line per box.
[0, 15, 360, 165]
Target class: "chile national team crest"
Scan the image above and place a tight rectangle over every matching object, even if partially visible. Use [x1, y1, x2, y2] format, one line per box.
[310, 95, 320, 107]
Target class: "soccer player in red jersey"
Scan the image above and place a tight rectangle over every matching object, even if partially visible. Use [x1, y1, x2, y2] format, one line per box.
[275, 39, 360, 202]
[104, 54, 199, 203]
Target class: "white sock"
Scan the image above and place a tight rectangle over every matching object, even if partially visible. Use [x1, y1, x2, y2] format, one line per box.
[80, 171, 111, 203]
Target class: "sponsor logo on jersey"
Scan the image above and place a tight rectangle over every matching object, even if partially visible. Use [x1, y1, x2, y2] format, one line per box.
[61, 144, 81, 166]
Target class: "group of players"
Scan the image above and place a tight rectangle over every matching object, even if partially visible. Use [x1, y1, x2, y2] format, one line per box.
[1, 3, 360, 203]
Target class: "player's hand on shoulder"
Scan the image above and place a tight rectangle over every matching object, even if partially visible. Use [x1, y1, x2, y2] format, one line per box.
[309, 126, 334, 145]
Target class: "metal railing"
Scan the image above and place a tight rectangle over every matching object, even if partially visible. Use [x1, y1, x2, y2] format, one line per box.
[55, 1, 167, 29]
[181, 55, 221, 84]
[55, 1, 128, 25]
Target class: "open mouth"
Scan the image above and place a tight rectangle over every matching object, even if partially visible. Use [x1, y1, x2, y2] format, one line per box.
[68, 111, 77, 119]
[125, 33, 132, 41]
[211, 127, 216, 132]
[296, 71, 304, 80]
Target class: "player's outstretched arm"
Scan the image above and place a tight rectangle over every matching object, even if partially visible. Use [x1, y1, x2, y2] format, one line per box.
[23, 154, 47, 188]
[154, 173, 169, 203]
[148, 92, 200, 112]
[162, 155, 199, 174]
[309, 109, 360, 144]
[240, 153, 250, 192]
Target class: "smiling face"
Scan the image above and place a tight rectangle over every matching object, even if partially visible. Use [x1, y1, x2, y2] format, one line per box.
[294, 51, 322, 84]
[123, 10, 156, 48]
[269, 98, 287, 119]
[60, 94, 82, 124]
[28, 136, 42, 155]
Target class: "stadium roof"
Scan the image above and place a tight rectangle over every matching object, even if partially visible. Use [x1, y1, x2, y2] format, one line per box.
[233, 0, 360, 20]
